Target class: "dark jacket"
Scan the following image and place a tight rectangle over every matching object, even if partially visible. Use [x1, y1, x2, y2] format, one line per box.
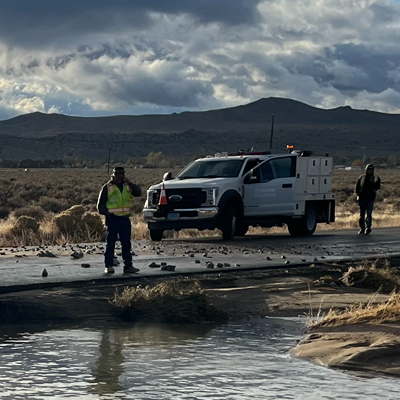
[355, 174, 381, 201]
[97, 179, 141, 217]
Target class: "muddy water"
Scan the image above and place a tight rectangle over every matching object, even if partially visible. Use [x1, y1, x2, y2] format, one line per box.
[0, 318, 398, 400]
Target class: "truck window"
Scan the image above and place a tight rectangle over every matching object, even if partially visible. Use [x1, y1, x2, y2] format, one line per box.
[178, 159, 244, 179]
[242, 159, 259, 176]
[270, 157, 296, 178]
[259, 161, 273, 182]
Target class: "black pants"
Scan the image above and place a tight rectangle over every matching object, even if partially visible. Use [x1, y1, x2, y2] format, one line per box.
[359, 198, 374, 230]
[104, 216, 132, 268]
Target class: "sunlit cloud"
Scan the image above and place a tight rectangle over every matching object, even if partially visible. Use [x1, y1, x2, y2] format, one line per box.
[0, 0, 400, 119]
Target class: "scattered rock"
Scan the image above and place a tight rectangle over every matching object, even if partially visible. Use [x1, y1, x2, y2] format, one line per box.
[42, 269, 48, 277]
[195, 259, 201, 264]
[71, 251, 83, 259]
[161, 265, 176, 271]
[148, 261, 160, 268]
[38, 251, 57, 258]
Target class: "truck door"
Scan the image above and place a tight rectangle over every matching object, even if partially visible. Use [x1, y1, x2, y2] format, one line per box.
[243, 156, 296, 216]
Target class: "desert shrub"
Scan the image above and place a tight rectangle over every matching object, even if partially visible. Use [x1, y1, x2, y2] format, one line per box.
[53, 205, 85, 234]
[341, 264, 400, 293]
[37, 197, 69, 213]
[67, 205, 86, 216]
[11, 216, 40, 235]
[131, 198, 145, 214]
[111, 279, 228, 323]
[14, 206, 45, 221]
[6, 196, 25, 209]
[81, 212, 104, 235]
[53, 205, 104, 240]
[0, 207, 11, 220]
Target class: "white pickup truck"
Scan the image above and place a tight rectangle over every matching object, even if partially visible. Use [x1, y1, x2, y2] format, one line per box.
[143, 150, 335, 241]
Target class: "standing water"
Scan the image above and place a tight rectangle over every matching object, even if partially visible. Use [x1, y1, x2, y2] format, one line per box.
[0, 318, 398, 399]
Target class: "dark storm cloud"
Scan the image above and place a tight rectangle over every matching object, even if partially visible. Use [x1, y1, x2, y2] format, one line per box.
[278, 43, 400, 96]
[0, 0, 262, 48]
[326, 44, 400, 93]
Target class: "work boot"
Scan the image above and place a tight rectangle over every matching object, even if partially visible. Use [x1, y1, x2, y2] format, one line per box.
[105, 266, 115, 274]
[365, 228, 371, 235]
[123, 266, 140, 274]
[358, 229, 365, 235]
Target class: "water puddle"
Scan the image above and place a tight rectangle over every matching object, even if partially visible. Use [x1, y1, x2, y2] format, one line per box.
[0, 318, 398, 399]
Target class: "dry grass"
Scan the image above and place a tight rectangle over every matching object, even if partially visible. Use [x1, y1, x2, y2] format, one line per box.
[309, 290, 400, 329]
[309, 261, 400, 329]
[111, 278, 228, 323]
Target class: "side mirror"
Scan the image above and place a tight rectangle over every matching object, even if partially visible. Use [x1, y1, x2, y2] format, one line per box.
[244, 169, 259, 184]
[163, 171, 173, 181]
[250, 175, 259, 183]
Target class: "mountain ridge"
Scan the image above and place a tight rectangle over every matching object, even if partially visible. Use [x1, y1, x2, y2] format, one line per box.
[2, 97, 400, 139]
[0, 97, 399, 162]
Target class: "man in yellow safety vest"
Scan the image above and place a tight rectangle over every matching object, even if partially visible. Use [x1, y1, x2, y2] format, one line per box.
[97, 167, 142, 274]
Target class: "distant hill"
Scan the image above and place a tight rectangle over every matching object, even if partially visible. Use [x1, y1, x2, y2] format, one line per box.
[1, 97, 400, 162]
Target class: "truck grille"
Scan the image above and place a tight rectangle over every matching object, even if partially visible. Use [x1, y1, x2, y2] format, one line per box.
[152, 188, 206, 208]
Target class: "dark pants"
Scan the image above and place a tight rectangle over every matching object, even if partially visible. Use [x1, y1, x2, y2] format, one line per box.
[104, 216, 132, 268]
[359, 198, 374, 230]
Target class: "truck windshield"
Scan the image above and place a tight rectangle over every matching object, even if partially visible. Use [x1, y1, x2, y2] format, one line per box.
[178, 159, 244, 179]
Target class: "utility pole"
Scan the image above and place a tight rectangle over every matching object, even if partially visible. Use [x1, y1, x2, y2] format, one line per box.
[269, 114, 275, 151]
[107, 143, 112, 174]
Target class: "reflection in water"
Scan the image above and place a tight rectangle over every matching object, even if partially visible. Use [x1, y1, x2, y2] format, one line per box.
[91, 330, 124, 396]
[90, 323, 216, 397]
[0, 319, 399, 400]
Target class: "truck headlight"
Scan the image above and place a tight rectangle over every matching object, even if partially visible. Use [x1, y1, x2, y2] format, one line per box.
[146, 189, 158, 207]
[202, 188, 218, 206]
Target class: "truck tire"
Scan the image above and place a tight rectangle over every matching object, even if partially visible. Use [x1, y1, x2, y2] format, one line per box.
[287, 220, 302, 236]
[150, 229, 164, 241]
[288, 205, 317, 236]
[235, 223, 249, 236]
[221, 206, 237, 241]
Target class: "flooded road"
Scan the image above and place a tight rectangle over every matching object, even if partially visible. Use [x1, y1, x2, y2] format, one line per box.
[0, 318, 398, 400]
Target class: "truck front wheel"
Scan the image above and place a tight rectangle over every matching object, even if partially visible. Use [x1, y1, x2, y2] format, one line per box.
[221, 206, 237, 241]
[149, 229, 164, 241]
[235, 223, 249, 236]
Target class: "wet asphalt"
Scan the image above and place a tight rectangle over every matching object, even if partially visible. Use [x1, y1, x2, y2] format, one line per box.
[1, 226, 400, 293]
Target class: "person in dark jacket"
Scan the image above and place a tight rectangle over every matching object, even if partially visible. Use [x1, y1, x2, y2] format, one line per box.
[355, 164, 381, 235]
[97, 167, 142, 274]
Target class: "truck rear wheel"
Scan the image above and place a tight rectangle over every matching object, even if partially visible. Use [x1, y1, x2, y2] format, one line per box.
[149, 229, 164, 241]
[288, 205, 317, 236]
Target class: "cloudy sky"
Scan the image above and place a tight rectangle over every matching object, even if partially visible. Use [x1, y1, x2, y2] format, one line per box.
[0, 0, 400, 120]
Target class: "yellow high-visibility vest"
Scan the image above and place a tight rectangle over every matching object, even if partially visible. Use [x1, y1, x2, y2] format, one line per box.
[106, 184, 133, 216]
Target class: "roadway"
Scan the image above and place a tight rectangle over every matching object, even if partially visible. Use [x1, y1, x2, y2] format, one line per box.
[0, 226, 399, 293]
